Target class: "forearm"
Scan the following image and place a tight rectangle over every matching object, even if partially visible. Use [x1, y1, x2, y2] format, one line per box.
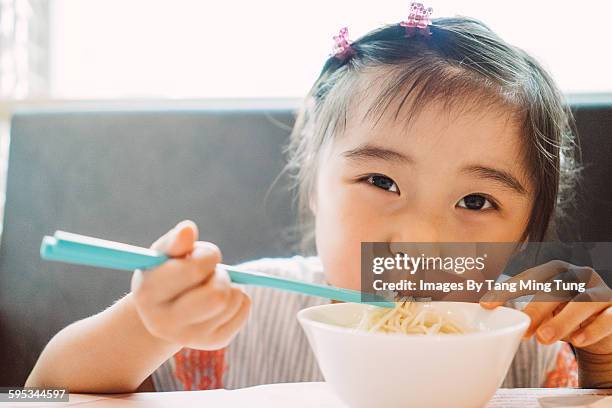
[25, 293, 182, 393]
[576, 349, 612, 388]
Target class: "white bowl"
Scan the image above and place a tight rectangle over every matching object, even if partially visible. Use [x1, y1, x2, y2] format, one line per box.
[297, 302, 529, 408]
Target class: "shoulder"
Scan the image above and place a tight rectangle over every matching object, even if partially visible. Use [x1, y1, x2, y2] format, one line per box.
[234, 255, 325, 284]
[233, 255, 327, 313]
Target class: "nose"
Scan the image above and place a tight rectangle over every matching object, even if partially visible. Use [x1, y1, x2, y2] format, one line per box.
[388, 214, 444, 243]
[388, 214, 444, 258]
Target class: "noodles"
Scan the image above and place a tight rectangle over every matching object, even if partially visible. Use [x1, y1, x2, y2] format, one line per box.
[356, 302, 465, 335]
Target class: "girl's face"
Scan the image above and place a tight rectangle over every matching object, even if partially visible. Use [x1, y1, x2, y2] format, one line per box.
[312, 95, 534, 290]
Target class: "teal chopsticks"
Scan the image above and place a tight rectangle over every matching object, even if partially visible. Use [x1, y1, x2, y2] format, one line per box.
[40, 231, 395, 308]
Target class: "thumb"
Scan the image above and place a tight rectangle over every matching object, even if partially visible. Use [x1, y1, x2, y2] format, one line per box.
[151, 220, 199, 257]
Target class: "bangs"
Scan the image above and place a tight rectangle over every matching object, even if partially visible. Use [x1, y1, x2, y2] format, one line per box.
[288, 16, 579, 246]
[356, 63, 525, 136]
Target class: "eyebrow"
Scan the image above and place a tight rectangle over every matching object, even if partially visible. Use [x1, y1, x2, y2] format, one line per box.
[342, 144, 413, 164]
[461, 165, 527, 195]
[342, 144, 527, 195]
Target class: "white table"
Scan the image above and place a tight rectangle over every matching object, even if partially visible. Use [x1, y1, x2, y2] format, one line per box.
[4, 382, 611, 408]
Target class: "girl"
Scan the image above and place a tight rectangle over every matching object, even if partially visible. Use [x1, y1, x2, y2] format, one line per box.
[27, 7, 611, 392]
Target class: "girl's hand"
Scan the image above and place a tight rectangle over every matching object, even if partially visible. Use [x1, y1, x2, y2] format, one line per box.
[480, 260, 611, 355]
[130, 220, 251, 350]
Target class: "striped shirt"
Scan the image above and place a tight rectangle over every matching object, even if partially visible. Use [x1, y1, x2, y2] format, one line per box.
[151, 256, 577, 391]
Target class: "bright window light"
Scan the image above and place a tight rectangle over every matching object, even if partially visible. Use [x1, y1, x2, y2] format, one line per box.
[50, 0, 612, 98]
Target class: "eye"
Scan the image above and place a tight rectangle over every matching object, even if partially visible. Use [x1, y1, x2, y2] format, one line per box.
[457, 194, 496, 210]
[365, 174, 399, 194]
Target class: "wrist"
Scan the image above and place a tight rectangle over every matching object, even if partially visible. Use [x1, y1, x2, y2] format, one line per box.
[575, 348, 612, 388]
[123, 293, 183, 356]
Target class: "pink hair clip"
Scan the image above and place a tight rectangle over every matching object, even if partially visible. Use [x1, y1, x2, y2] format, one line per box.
[400, 2, 434, 37]
[331, 27, 354, 60]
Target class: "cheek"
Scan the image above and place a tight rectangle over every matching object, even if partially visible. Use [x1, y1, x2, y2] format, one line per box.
[314, 182, 384, 290]
[480, 196, 532, 242]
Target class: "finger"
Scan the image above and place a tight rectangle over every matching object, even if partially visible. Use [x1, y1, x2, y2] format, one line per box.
[205, 288, 247, 330]
[131, 268, 145, 294]
[135, 242, 222, 303]
[169, 269, 234, 324]
[522, 301, 565, 338]
[570, 306, 612, 347]
[208, 292, 251, 345]
[573, 285, 612, 303]
[190, 288, 246, 334]
[535, 301, 610, 345]
[179, 291, 251, 349]
[480, 260, 569, 308]
[189, 240, 224, 263]
[151, 220, 199, 257]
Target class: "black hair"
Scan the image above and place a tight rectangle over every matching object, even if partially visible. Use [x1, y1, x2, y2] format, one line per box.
[287, 17, 580, 250]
